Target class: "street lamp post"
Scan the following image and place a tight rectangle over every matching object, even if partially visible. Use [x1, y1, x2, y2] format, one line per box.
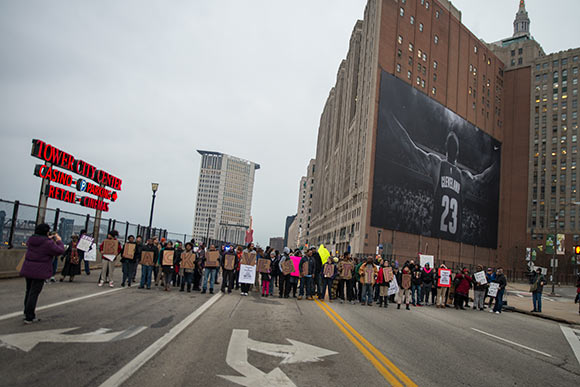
[205, 217, 212, 246]
[147, 183, 159, 239]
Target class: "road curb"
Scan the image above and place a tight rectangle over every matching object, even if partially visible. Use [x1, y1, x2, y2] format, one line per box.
[508, 306, 580, 326]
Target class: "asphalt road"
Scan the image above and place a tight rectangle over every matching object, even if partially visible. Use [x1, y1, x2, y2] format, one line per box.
[1, 271, 579, 387]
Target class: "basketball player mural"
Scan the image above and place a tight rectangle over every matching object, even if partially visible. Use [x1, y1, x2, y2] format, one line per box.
[386, 113, 498, 242]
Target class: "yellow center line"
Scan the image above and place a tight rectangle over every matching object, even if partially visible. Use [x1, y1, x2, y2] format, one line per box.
[317, 299, 418, 387]
[314, 299, 403, 387]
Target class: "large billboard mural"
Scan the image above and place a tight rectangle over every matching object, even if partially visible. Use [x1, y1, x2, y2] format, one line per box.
[371, 70, 501, 249]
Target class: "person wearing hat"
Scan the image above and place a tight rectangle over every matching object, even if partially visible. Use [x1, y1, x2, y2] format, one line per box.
[337, 252, 355, 304]
[278, 247, 291, 298]
[98, 230, 121, 287]
[484, 267, 496, 308]
[359, 257, 378, 306]
[529, 268, 546, 313]
[472, 264, 487, 311]
[139, 238, 158, 289]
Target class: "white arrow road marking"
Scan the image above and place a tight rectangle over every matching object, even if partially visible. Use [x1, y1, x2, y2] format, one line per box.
[0, 326, 146, 352]
[560, 325, 580, 366]
[247, 335, 338, 364]
[219, 329, 337, 387]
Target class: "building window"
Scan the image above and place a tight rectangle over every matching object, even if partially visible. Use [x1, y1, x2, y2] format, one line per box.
[433, 60, 438, 70]
[435, 10, 440, 19]
[416, 76, 421, 85]
[434, 35, 439, 44]
[421, 79, 425, 88]
[432, 87, 436, 95]
[422, 52, 427, 61]
[407, 70, 412, 79]
[398, 35, 403, 44]
[518, 48, 523, 55]
[511, 50, 515, 57]
[400, 7, 404, 17]
[433, 73, 437, 82]
[409, 43, 414, 52]
[419, 23, 423, 32]
[511, 59, 516, 66]
[426, 1, 429, 9]
[518, 57, 523, 65]
[409, 56, 413, 65]
[474, 46, 478, 54]
[397, 49, 402, 58]
[396, 63, 401, 73]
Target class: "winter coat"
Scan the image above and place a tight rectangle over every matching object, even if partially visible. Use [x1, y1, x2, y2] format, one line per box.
[20, 235, 65, 280]
[358, 262, 378, 285]
[421, 268, 434, 285]
[299, 256, 315, 277]
[376, 266, 391, 286]
[412, 267, 423, 286]
[455, 273, 472, 296]
[494, 273, 507, 290]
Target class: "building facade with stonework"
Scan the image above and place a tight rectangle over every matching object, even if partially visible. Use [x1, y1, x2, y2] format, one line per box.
[293, 159, 316, 248]
[309, 0, 506, 268]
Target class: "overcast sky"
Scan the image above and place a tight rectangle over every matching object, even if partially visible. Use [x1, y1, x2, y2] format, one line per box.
[1, 0, 578, 246]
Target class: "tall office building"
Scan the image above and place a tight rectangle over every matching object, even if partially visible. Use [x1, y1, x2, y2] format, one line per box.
[192, 150, 259, 246]
[294, 159, 316, 248]
[308, 0, 506, 267]
[487, 1, 580, 275]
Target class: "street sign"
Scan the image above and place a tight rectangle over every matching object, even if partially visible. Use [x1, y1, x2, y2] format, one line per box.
[550, 258, 559, 268]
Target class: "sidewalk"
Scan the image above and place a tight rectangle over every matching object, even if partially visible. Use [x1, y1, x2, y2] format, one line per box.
[504, 283, 580, 325]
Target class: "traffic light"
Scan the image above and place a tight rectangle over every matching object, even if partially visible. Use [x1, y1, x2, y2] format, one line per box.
[574, 245, 580, 255]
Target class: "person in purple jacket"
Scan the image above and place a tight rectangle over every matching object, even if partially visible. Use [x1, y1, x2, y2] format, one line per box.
[19, 223, 65, 324]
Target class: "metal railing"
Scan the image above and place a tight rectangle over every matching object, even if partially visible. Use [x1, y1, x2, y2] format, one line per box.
[0, 198, 197, 249]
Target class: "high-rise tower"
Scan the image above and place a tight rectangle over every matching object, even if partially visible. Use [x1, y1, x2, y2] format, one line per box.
[513, 0, 531, 38]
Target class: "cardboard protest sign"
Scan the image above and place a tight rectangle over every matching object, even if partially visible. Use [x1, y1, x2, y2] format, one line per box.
[181, 252, 195, 269]
[281, 259, 294, 275]
[162, 250, 174, 266]
[103, 239, 118, 256]
[77, 235, 94, 252]
[341, 263, 353, 280]
[205, 251, 220, 268]
[364, 266, 374, 283]
[122, 243, 136, 259]
[290, 256, 301, 277]
[318, 245, 330, 264]
[140, 251, 155, 266]
[241, 251, 256, 266]
[301, 261, 309, 277]
[84, 244, 96, 261]
[438, 269, 451, 287]
[419, 254, 434, 268]
[224, 254, 236, 271]
[488, 282, 500, 297]
[323, 263, 335, 278]
[474, 271, 487, 285]
[388, 277, 399, 296]
[383, 267, 394, 282]
[402, 273, 411, 289]
[238, 264, 256, 284]
[257, 258, 271, 273]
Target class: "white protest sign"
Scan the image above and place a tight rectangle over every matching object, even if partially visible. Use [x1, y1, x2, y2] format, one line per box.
[438, 269, 451, 287]
[419, 254, 434, 268]
[84, 244, 97, 262]
[238, 264, 256, 284]
[77, 235, 94, 252]
[388, 277, 399, 296]
[474, 271, 487, 285]
[488, 282, 500, 297]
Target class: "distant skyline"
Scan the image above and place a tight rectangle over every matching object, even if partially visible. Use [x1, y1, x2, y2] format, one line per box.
[1, 0, 578, 247]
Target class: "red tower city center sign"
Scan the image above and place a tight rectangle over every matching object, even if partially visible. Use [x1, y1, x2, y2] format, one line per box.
[30, 139, 122, 212]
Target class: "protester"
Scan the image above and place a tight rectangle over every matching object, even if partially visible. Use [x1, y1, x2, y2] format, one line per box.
[529, 268, 546, 313]
[397, 265, 412, 310]
[411, 263, 423, 306]
[322, 256, 338, 302]
[278, 247, 291, 298]
[98, 230, 121, 287]
[472, 265, 487, 311]
[60, 235, 81, 282]
[337, 253, 355, 304]
[375, 260, 390, 308]
[202, 244, 219, 294]
[20, 224, 65, 323]
[220, 246, 237, 294]
[576, 273, 580, 314]
[298, 249, 315, 300]
[491, 267, 507, 314]
[435, 264, 448, 308]
[121, 235, 136, 287]
[421, 263, 434, 305]
[132, 235, 143, 283]
[359, 257, 377, 306]
[139, 239, 157, 290]
[179, 242, 195, 292]
[453, 269, 472, 310]
[160, 241, 175, 291]
[485, 267, 496, 308]
[79, 229, 91, 275]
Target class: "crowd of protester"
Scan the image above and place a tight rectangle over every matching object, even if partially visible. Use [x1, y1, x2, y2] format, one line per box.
[22, 224, 580, 324]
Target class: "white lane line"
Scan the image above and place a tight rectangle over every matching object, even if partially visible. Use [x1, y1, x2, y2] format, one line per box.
[560, 325, 580, 366]
[99, 293, 223, 387]
[0, 288, 125, 321]
[471, 328, 552, 358]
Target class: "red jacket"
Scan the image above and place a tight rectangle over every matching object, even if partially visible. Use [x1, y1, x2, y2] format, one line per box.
[455, 273, 472, 295]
